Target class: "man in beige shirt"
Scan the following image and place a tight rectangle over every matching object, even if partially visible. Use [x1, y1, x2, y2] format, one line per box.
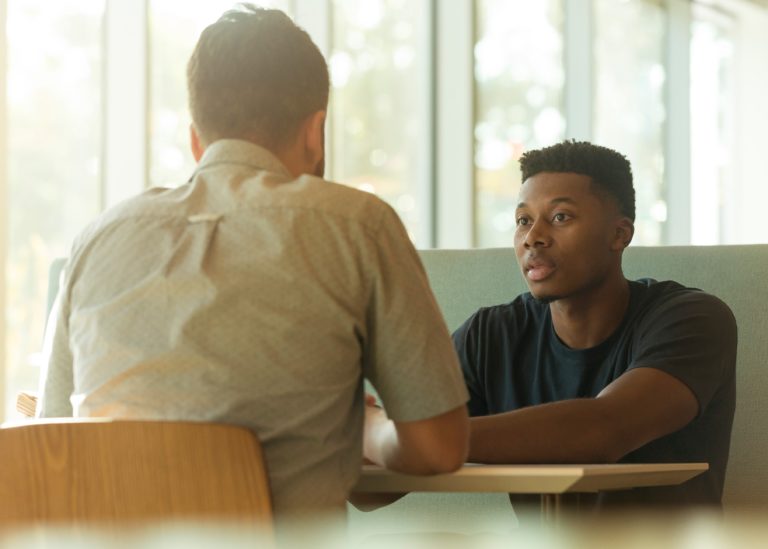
[38, 5, 468, 517]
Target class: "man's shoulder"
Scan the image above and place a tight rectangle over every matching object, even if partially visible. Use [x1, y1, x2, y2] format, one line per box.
[456, 293, 546, 336]
[219, 171, 396, 238]
[70, 187, 173, 252]
[631, 278, 734, 318]
[295, 175, 397, 227]
[628, 279, 736, 342]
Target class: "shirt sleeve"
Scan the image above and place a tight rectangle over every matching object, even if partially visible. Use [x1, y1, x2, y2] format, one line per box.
[362, 204, 469, 422]
[452, 313, 490, 417]
[36, 266, 75, 418]
[629, 289, 737, 414]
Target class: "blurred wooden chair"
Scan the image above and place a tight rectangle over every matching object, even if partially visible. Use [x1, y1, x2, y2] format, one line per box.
[15, 391, 38, 417]
[0, 418, 272, 530]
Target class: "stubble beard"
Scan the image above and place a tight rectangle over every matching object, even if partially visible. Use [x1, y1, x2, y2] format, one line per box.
[532, 294, 559, 306]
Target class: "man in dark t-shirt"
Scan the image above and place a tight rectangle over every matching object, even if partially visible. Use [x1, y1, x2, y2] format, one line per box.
[452, 141, 737, 507]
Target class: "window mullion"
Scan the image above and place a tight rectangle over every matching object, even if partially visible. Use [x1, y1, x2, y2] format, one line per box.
[435, 0, 474, 249]
[665, 0, 692, 245]
[418, 0, 436, 248]
[293, 0, 331, 55]
[564, 0, 593, 140]
[293, 0, 333, 179]
[0, 0, 9, 417]
[101, 0, 149, 210]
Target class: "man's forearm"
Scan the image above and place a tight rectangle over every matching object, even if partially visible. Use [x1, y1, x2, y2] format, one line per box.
[470, 367, 700, 464]
[469, 398, 629, 464]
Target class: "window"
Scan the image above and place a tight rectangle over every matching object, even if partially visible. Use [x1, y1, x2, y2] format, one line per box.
[594, 0, 667, 245]
[2, 0, 767, 420]
[329, 0, 431, 245]
[474, 0, 564, 248]
[4, 0, 103, 417]
[690, 5, 734, 245]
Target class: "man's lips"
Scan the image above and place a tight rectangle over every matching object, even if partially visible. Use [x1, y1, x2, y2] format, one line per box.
[523, 257, 556, 282]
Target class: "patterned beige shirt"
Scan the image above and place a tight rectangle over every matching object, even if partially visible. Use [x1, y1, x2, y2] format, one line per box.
[38, 139, 468, 515]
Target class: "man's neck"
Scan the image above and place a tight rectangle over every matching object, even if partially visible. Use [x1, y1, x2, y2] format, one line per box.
[549, 275, 631, 350]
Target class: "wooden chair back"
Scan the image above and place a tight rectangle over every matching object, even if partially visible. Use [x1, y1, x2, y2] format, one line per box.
[0, 419, 272, 528]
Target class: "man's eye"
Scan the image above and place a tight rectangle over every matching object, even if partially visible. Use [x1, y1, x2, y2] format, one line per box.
[553, 213, 569, 223]
[516, 217, 530, 226]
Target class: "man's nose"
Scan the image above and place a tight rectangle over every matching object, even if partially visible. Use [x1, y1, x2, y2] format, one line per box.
[523, 221, 551, 248]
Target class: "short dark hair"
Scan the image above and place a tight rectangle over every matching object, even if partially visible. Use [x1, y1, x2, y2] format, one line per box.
[519, 140, 636, 221]
[187, 4, 329, 149]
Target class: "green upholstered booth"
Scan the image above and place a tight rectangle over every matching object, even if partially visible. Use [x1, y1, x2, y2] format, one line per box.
[46, 245, 768, 522]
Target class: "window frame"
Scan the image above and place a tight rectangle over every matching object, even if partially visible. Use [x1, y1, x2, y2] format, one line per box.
[1, 0, 9, 414]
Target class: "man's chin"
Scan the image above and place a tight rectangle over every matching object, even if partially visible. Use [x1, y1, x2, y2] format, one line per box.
[529, 291, 560, 305]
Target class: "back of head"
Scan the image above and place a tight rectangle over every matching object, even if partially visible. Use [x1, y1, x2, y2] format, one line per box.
[187, 4, 329, 150]
[519, 140, 636, 221]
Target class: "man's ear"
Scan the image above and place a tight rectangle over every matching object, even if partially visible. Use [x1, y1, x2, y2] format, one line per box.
[303, 110, 326, 167]
[612, 217, 635, 251]
[190, 124, 205, 162]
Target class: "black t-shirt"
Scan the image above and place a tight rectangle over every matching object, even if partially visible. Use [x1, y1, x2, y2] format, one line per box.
[453, 279, 737, 506]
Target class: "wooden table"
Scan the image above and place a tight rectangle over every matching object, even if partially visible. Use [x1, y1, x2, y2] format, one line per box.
[352, 462, 708, 523]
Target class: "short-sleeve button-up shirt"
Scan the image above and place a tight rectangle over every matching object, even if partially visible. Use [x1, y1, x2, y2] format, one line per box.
[38, 139, 468, 515]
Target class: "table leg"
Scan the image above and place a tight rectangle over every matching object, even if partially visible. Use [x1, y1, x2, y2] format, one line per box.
[540, 494, 562, 526]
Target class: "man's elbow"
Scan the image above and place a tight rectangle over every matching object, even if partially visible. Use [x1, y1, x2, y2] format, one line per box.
[433, 450, 468, 474]
[395, 405, 470, 474]
[420, 412, 470, 474]
[593, 411, 640, 464]
[424, 440, 468, 474]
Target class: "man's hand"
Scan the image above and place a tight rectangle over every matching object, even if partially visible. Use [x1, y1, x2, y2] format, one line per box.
[362, 395, 390, 467]
[365, 393, 379, 408]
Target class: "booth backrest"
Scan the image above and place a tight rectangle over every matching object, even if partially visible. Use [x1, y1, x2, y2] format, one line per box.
[419, 245, 768, 508]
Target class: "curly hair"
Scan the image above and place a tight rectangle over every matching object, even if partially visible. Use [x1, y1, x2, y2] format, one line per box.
[519, 140, 636, 221]
[187, 4, 329, 149]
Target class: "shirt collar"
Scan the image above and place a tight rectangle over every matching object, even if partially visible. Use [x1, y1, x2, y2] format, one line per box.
[194, 139, 293, 178]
